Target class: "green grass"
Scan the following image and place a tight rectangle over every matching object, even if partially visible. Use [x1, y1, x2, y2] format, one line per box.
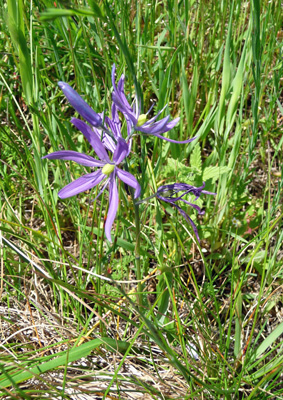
[0, 0, 283, 398]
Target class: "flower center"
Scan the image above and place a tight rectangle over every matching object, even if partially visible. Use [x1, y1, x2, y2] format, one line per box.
[136, 114, 147, 127]
[102, 163, 115, 175]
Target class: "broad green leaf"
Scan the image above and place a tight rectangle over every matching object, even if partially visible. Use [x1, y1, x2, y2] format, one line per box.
[87, 0, 105, 19]
[190, 142, 201, 171]
[203, 166, 230, 182]
[163, 158, 194, 182]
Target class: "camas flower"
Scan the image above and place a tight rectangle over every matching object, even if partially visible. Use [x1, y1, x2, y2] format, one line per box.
[111, 64, 196, 144]
[139, 183, 216, 242]
[43, 132, 140, 242]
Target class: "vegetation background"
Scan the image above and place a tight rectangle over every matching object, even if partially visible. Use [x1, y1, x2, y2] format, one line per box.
[0, 0, 282, 398]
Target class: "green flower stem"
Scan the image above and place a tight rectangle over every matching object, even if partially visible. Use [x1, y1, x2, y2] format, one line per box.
[125, 151, 143, 309]
[97, 190, 106, 333]
[134, 200, 143, 310]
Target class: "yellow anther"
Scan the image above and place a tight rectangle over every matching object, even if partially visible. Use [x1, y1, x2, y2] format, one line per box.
[136, 114, 147, 127]
[102, 163, 115, 175]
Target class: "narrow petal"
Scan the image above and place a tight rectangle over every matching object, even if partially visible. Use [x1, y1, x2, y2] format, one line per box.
[111, 65, 137, 124]
[104, 174, 118, 242]
[145, 106, 167, 124]
[93, 124, 116, 153]
[141, 116, 171, 134]
[137, 116, 178, 135]
[71, 118, 110, 162]
[58, 170, 105, 199]
[111, 103, 121, 126]
[58, 82, 102, 127]
[43, 150, 105, 167]
[111, 64, 117, 90]
[112, 93, 137, 125]
[202, 190, 217, 196]
[113, 138, 128, 164]
[178, 199, 204, 214]
[162, 117, 180, 131]
[116, 168, 141, 198]
[106, 103, 121, 135]
[104, 102, 122, 148]
[171, 203, 201, 242]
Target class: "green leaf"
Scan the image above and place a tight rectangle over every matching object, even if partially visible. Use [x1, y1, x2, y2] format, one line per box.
[202, 166, 230, 182]
[225, 27, 251, 132]
[215, 2, 233, 134]
[0, 337, 132, 388]
[248, 354, 283, 381]
[87, 0, 105, 19]
[190, 142, 201, 171]
[157, 272, 173, 323]
[40, 7, 104, 22]
[182, 63, 199, 136]
[7, 0, 33, 104]
[0, 339, 101, 388]
[251, 321, 283, 363]
[181, 63, 190, 124]
[82, 224, 149, 257]
[162, 158, 194, 183]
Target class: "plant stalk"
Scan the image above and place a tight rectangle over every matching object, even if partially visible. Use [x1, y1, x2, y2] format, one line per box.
[134, 201, 143, 310]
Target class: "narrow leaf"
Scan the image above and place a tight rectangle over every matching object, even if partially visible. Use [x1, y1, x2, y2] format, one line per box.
[0, 339, 103, 388]
[203, 166, 231, 182]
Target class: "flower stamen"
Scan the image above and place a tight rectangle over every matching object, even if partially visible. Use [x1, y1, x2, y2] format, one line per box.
[102, 163, 115, 176]
[136, 114, 147, 127]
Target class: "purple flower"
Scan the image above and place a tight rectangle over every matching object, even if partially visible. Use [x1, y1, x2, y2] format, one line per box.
[111, 64, 196, 144]
[43, 134, 140, 242]
[58, 82, 103, 128]
[103, 103, 132, 155]
[151, 183, 215, 242]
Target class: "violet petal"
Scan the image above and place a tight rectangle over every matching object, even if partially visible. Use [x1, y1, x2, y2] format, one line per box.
[42, 150, 105, 167]
[58, 170, 105, 199]
[113, 138, 128, 165]
[104, 174, 118, 242]
[116, 168, 141, 199]
[71, 118, 110, 162]
[58, 82, 102, 127]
